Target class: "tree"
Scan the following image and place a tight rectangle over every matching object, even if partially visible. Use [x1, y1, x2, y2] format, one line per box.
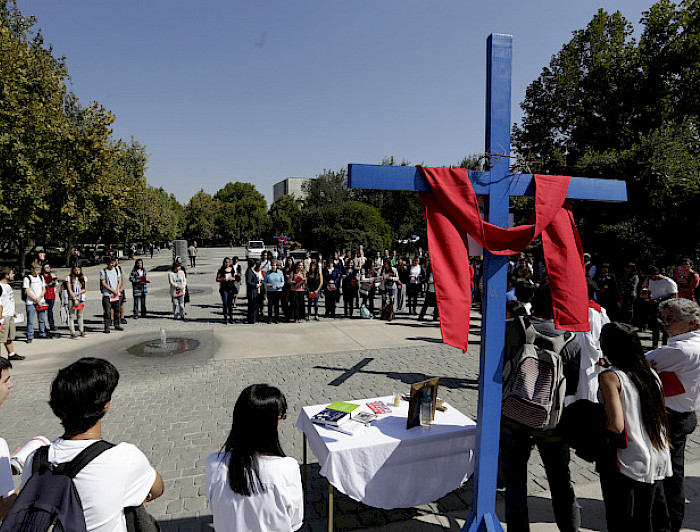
[214, 182, 268, 243]
[268, 194, 301, 240]
[512, 2, 700, 264]
[184, 190, 220, 242]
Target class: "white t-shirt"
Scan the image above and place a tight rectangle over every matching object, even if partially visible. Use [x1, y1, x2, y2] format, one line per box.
[22, 274, 45, 305]
[0, 437, 13, 497]
[21, 439, 157, 532]
[66, 275, 88, 302]
[206, 453, 303, 532]
[0, 283, 15, 317]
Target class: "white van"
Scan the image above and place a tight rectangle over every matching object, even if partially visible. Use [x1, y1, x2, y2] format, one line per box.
[246, 241, 265, 260]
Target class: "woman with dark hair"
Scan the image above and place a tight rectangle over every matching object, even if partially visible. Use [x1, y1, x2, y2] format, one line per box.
[306, 261, 322, 321]
[168, 262, 187, 320]
[598, 322, 671, 531]
[323, 259, 340, 318]
[281, 257, 295, 321]
[206, 384, 302, 532]
[66, 265, 87, 338]
[290, 262, 306, 323]
[217, 257, 236, 324]
[40, 263, 57, 332]
[129, 258, 149, 319]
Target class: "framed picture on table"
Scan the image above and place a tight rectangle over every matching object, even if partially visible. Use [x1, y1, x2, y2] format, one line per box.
[406, 377, 439, 429]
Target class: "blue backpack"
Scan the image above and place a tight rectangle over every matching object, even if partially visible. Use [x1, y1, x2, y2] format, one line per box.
[0, 440, 114, 532]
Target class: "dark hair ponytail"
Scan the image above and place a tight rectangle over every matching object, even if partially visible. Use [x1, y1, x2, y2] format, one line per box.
[223, 384, 287, 496]
[600, 322, 669, 450]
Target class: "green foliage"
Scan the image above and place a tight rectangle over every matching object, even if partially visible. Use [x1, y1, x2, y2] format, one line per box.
[268, 194, 301, 239]
[184, 190, 219, 242]
[214, 182, 269, 242]
[512, 1, 700, 264]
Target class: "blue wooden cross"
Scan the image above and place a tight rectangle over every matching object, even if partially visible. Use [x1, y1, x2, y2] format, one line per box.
[347, 34, 627, 532]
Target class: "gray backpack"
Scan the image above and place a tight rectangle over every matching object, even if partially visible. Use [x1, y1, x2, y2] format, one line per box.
[502, 316, 575, 431]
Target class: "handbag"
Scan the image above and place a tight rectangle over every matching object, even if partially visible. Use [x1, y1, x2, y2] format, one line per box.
[124, 505, 160, 532]
[184, 286, 190, 304]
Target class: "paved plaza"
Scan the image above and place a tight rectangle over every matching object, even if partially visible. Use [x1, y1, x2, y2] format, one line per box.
[4, 247, 700, 531]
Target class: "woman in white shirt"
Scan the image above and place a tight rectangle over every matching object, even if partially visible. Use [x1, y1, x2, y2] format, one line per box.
[168, 263, 187, 320]
[206, 384, 303, 532]
[598, 322, 671, 531]
[66, 266, 87, 338]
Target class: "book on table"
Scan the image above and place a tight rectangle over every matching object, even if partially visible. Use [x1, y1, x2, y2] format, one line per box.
[311, 408, 351, 427]
[326, 401, 360, 416]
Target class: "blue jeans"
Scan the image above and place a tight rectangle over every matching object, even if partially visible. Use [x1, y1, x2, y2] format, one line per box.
[26, 304, 46, 339]
[220, 289, 234, 318]
[45, 298, 56, 328]
[501, 418, 580, 532]
[133, 294, 146, 317]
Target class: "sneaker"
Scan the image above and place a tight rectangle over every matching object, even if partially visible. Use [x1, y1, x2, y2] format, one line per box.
[25, 339, 32, 343]
[80, 331, 86, 337]
[103, 329, 111, 334]
[120, 318, 127, 324]
[70, 333, 78, 340]
[8, 354, 25, 361]
[114, 325, 124, 331]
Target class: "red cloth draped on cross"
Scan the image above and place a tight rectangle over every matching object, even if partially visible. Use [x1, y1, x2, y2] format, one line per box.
[417, 166, 590, 352]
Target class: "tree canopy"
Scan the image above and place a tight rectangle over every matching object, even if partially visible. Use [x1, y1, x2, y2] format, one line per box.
[512, 1, 699, 264]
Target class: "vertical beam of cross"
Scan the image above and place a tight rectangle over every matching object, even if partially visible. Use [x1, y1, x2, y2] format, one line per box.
[463, 33, 511, 532]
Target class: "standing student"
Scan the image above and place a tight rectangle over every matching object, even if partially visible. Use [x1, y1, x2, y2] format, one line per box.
[128, 259, 148, 319]
[112, 257, 127, 326]
[231, 256, 242, 308]
[0, 268, 23, 360]
[246, 259, 261, 324]
[418, 261, 438, 321]
[407, 258, 422, 314]
[23, 264, 48, 342]
[100, 257, 122, 334]
[217, 257, 236, 324]
[598, 322, 671, 531]
[306, 261, 322, 321]
[66, 265, 87, 338]
[264, 261, 284, 324]
[341, 262, 358, 318]
[323, 260, 340, 318]
[168, 263, 187, 320]
[40, 263, 57, 331]
[206, 384, 303, 532]
[188, 241, 198, 268]
[290, 263, 306, 323]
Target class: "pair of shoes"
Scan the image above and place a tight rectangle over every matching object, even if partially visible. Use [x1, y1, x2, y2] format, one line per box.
[114, 325, 124, 331]
[228, 318, 234, 324]
[120, 318, 127, 324]
[49, 326, 56, 331]
[80, 331, 86, 337]
[180, 316, 185, 321]
[26, 339, 32, 343]
[8, 354, 25, 361]
[133, 315, 138, 320]
[103, 329, 110, 334]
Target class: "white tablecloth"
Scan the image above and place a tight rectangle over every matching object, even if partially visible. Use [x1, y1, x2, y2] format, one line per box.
[296, 396, 477, 509]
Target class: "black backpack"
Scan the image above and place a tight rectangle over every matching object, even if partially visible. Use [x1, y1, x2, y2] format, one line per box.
[0, 440, 114, 532]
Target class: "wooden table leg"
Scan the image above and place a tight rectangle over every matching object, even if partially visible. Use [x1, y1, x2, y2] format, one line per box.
[328, 481, 334, 531]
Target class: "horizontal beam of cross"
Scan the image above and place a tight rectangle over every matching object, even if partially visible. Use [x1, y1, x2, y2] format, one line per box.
[348, 164, 627, 202]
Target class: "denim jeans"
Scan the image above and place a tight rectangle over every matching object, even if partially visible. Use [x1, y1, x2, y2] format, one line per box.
[172, 294, 185, 318]
[501, 418, 580, 532]
[26, 304, 46, 339]
[219, 289, 234, 319]
[45, 298, 56, 328]
[133, 294, 147, 317]
[307, 294, 319, 317]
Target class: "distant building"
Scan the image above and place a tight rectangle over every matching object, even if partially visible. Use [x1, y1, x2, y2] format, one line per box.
[273, 177, 311, 202]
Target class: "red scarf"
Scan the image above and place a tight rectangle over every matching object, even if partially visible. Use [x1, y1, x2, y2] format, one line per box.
[418, 166, 590, 352]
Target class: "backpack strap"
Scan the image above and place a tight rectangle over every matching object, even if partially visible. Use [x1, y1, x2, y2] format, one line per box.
[31, 445, 51, 475]
[56, 441, 115, 478]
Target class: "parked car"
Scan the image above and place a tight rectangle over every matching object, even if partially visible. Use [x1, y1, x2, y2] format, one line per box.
[246, 240, 266, 260]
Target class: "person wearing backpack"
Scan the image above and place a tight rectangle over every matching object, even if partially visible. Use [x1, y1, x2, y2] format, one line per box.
[23, 264, 49, 343]
[11, 357, 163, 531]
[500, 281, 583, 532]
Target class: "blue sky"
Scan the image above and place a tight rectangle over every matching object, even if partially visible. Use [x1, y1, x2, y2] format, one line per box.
[22, 0, 652, 205]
